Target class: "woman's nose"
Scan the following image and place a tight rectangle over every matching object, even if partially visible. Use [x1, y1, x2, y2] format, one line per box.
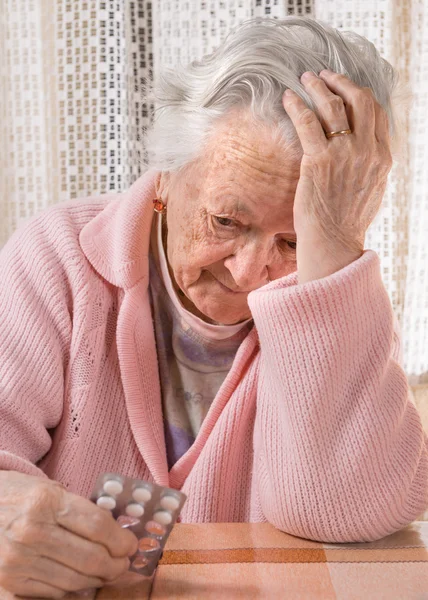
[223, 244, 269, 292]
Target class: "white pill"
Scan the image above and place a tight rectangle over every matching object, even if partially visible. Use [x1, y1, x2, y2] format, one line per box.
[160, 495, 180, 511]
[96, 496, 116, 510]
[103, 480, 123, 496]
[125, 503, 145, 518]
[132, 487, 152, 503]
[153, 510, 173, 525]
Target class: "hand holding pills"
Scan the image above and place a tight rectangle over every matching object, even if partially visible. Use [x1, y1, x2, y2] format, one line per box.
[90, 473, 187, 577]
[0, 470, 138, 598]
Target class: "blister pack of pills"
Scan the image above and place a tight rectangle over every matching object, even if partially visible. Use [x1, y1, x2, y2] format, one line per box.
[90, 473, 187, 576]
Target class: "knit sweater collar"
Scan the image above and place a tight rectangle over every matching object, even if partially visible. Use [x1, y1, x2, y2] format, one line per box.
[79, 169, 158, 290]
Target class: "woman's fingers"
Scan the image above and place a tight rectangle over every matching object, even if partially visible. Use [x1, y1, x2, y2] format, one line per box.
[317, 70, 376, 139]
[22, 556, 103, 593]
[373, 100, 392, 149]
[300, 71, 351, 135]
[317, 69, 392, 158]
[0, 476, 136, 597]
[0, 472, 136, 598]
[35, 523, 130, 582]
[283, 70, 390, 157]
[56, 491, 138, 559]
[282, 89, 328, 155]
[11, 578, 64, 599]
[1, 524, 127, 597]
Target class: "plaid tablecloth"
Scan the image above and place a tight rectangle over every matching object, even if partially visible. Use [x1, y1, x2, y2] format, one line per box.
[149, 521, 428, 599]
[4, 521, 423, 599]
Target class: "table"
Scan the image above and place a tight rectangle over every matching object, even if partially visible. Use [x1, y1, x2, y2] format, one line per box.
[93, 521, 428, 599]
[2, 522, 426, 599]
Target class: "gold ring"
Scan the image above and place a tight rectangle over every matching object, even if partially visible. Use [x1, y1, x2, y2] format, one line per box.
[326, 129, 352, 139]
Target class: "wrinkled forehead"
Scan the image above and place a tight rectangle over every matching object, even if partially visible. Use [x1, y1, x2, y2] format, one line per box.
[199, 110, 302, 214]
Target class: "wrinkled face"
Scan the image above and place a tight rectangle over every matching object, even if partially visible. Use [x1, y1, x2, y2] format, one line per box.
[158, 110, 302, 325]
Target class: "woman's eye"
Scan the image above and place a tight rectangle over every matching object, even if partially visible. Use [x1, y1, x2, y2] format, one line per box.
[214, 216, 235, 228]
[278, 239, 297, 251]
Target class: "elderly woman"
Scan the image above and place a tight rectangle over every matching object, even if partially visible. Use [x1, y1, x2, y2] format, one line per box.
[0, 15, 427, 598]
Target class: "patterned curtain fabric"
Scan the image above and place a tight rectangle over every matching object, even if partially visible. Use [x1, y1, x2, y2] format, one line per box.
[1, 0, 427, 386]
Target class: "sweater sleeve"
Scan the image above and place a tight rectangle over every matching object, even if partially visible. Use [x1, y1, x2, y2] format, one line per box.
[248, 249, 428, 543]
[0, 215, 72, 477]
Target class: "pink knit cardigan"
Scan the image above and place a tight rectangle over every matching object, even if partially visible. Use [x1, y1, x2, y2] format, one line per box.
[0, 170, 427, 543]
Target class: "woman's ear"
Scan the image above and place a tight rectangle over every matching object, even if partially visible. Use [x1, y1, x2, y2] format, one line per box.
[155, 171, 171, 205]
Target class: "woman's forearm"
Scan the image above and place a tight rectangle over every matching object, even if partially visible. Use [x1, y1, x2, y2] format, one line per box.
[249, 249, 428, 543]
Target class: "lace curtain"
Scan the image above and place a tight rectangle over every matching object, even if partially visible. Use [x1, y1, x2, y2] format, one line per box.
[1, 0, 427, 385]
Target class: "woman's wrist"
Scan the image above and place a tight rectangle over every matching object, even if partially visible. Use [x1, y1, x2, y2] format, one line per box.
[296, 236, 364, 284]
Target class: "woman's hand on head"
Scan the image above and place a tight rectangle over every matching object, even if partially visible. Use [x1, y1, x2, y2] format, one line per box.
[282, 70, 393, 276]
[0, 470, 138, 598]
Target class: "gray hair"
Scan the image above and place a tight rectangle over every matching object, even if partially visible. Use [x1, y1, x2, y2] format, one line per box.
[144, 16, 402, 172]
